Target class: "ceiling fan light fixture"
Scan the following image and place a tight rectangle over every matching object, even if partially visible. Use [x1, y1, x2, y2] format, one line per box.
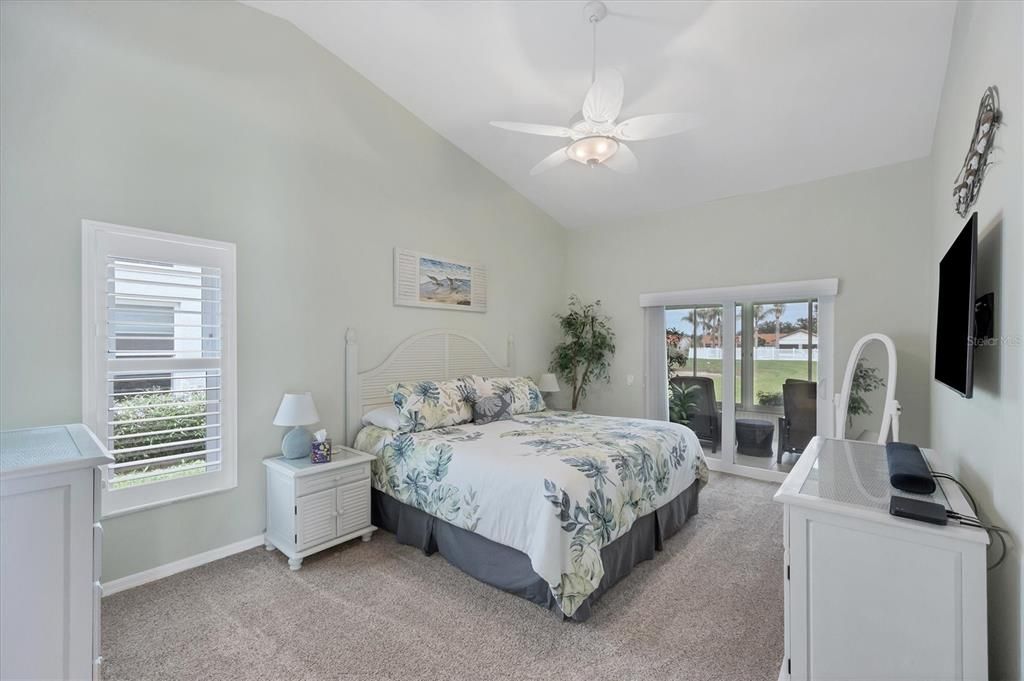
[567, 135, 619, 166]
[490, 0, 697, 176]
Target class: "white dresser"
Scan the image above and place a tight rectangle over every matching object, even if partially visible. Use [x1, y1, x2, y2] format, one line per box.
[263, 448, 376, 570]
[0, 425, 113, 681]
[774, 438, 988, 681]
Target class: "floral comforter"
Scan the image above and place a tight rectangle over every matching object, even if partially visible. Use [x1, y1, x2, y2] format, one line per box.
[353, 410, 709, 617]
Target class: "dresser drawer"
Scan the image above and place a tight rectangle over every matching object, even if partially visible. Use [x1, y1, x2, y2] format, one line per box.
[295, 463, 370, 497]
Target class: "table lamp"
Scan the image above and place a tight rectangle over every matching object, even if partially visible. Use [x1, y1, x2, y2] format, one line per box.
[537, 373, 560, 393]
[273, 392, 320, 459]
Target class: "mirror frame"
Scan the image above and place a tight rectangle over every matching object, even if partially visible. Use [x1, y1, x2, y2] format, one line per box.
[834, 333, 901, 444]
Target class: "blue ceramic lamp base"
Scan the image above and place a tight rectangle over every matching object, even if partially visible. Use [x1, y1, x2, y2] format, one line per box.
[281, 426, 313, 459]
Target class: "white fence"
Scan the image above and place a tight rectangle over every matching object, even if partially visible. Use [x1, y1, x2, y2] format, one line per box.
[690, 347, 818, 362]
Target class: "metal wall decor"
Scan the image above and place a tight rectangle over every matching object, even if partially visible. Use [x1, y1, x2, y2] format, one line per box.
[953, 86, 1001, 217]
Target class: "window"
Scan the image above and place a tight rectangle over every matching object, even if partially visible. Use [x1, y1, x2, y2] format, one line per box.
[83, 221, 236, 516]
[666, 305, 728, 402]
[746, 299, 818, 410]
[668, 300, 817, 413]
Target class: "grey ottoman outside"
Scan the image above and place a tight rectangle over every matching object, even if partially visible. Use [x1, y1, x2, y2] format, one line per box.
[736, 418, 774, 456]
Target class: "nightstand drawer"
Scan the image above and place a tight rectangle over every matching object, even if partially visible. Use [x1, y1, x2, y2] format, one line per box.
[295, 462, 370, 497]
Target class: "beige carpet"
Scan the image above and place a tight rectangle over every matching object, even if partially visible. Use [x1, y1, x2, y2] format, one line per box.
[102, 473, 783, 681]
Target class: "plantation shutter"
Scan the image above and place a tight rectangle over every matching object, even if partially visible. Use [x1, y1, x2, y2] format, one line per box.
[104, 257, 224, 487]
[84, 220, 237, 516]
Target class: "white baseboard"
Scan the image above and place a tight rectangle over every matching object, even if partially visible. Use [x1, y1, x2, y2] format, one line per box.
[102, 534, 264, 596]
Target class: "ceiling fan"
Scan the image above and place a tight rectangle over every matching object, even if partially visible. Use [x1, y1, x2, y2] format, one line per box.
[490, 0, 699, 176]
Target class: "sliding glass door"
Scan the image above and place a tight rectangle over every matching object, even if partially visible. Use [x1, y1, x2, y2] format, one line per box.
[666, 305, 727, 460]
[734, 299, 818, 473]
[657, 286, 833, 482]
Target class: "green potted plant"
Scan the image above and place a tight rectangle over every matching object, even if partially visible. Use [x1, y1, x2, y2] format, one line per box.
[550, 295, 616, 410]
[668, 382, 701, 425]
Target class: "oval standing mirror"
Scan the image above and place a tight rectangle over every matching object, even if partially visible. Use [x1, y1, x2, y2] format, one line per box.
[848, 340, 889, 442]
[835, 333, 900, 444]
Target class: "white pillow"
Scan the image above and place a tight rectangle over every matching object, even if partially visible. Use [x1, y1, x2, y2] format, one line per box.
[361, 405, 401, 431]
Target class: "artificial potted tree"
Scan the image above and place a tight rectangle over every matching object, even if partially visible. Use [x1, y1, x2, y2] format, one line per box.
[550, 295, 616, 410]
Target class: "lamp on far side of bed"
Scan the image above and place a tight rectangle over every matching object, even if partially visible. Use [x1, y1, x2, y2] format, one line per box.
[537, 373, 560, 393]
[274, 392, 320, 459]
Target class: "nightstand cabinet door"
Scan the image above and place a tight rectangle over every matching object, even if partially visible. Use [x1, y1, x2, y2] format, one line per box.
[296, 488, 337, 549]
[337, 480, 371, 537]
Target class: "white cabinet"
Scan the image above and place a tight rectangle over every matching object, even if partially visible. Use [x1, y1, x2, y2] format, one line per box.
[263, 448, 376, 570]
[0, 425, 113, 681]
[774, 438, 988, 681]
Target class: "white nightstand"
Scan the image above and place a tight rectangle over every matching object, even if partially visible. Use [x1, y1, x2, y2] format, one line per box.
[263, 447, 377, 570]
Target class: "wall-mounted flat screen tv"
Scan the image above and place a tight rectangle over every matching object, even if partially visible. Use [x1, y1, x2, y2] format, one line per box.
[934, 212, 978, 397]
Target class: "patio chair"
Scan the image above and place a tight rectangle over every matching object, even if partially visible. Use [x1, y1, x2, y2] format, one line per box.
[777, 379, 817, 463]
[670, 375, 721, 453]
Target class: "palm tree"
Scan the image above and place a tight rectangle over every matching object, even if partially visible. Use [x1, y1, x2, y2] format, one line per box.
[771, 303, 786, 348]
[753, 304, 771, 346]
[704, 307, 722, 347]
[681, 309, 696, 337]
[694, 308, 714, 346]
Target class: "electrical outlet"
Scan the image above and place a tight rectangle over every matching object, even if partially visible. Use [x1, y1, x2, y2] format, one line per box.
[626, 374, 635, 386]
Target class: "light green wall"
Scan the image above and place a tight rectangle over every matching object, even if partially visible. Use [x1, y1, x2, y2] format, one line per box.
[564, 159, 935, 446]
[928, 2, 1023, 677]
[0, 0, 567, 581]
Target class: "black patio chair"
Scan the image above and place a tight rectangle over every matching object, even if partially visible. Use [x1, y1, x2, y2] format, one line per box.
[777, 379, 817, 463]
[670, 375, 722, 453]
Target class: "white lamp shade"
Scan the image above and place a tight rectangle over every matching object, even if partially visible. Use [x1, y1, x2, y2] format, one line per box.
[273, 392, 320, 427]
[537, 373, 560, 393]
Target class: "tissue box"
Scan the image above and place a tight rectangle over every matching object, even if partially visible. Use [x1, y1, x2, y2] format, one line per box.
[310, 439, 332, 464]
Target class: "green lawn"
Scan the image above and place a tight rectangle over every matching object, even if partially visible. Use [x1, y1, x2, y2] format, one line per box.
[674, 358, 815, 406]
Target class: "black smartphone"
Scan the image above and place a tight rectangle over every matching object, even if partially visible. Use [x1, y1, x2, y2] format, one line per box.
[889, 496, 948, 525]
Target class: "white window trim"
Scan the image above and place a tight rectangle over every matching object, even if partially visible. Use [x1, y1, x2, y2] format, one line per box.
[82, 220, 237, 518]
[638, 278, 838, 308]
[641, 278, 837, 483]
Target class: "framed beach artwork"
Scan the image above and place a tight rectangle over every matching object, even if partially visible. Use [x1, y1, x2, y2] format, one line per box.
[394, 248, 487, 312]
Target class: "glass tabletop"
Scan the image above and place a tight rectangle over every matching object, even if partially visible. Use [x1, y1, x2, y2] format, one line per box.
[0, 424, 108, 473]
[800, 438, 951, 512]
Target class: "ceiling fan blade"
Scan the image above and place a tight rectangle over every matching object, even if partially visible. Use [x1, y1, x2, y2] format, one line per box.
[530, 147, 570, 176]
[490, 121, 573, 138]
[605, 142, 638, 174]
[614, 113, 701, 141]
[582, 69, 624, 124]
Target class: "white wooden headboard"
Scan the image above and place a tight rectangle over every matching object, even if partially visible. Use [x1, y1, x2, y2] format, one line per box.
[344, 328, 514, 444]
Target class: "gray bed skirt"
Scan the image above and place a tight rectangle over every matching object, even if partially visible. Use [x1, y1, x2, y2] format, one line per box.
[371, 481, 700, 621]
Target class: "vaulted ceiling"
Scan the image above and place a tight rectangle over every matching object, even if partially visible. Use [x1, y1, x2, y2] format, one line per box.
[244, 1, 956, 229]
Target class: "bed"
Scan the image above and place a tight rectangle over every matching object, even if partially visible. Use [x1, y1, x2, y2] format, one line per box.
[344, 329, 709, 620]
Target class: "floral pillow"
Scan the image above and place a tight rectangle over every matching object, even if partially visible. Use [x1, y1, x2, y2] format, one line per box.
[468, 376, 546, 424]
[388, 378, 474, 433]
